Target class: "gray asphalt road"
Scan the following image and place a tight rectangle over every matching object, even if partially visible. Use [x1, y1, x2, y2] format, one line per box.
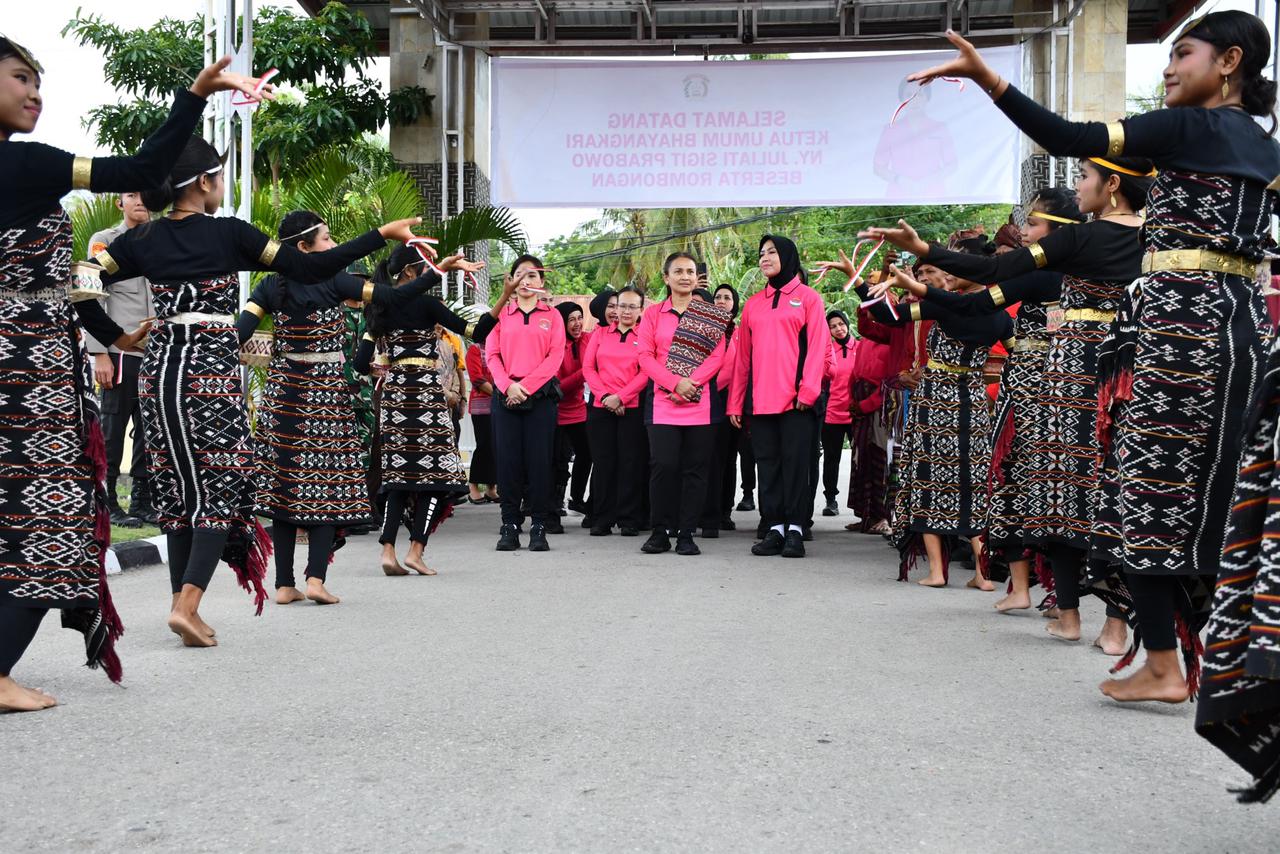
[1, 499, 1271, 853]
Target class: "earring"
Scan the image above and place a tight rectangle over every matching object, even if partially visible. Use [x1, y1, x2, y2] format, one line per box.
[1223, 76, 1230, 99]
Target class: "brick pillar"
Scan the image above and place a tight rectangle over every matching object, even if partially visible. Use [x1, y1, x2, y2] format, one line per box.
[390, 9, 493, 303]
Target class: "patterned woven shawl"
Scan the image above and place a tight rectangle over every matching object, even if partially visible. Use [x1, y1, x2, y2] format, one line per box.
[665, 299, 730, 378]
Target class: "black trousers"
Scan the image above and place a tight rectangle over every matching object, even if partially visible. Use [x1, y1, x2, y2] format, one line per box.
[167, 528, 230, 594]
[272, 523, 336, 588]
[715, 422, 743, 520]
[702, 419, 733, 529]
[100, 353, 149, 481]
[753, 409, 816, 528]
[0, 603, 46, 676]
[380, 490, 450, 546]
[647, 423, 715, 534]
[554, 420, 592, 506]
[1126, 572, 1178, 651]
[468, 413, 496, 486]
[739, 425, 756, 494]
[587, 406, 645, 527]
[493, 395, 558, 527]
[821, 422, 851, 501]
[1046, 543, 1124, 620]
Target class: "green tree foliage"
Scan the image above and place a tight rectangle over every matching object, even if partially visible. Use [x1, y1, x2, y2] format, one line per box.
[68, 195, 127, 263]
[534, 202, 1010, 308]
[63, 2, 434, 190]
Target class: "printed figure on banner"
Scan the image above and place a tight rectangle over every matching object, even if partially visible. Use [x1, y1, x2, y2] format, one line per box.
[873, 78, 958, 199]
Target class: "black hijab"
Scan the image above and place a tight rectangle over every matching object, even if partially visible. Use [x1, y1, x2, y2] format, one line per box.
[714, 284, 741, 339]
[827, 308, 851, 355]
[588, 287, 615, 327]
[760, 234, 803, 290]
[556, 301, 584, 358]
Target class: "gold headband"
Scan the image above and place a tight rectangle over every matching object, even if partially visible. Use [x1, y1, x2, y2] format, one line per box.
[1087, 157, 1157, 178]
[0, 34, 43, 75]
[1027, 211, 1080, 225]
[1175, 15, 1206, 43]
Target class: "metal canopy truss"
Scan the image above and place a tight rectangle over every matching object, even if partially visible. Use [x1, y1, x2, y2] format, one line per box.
[384, 0, 1204, 55]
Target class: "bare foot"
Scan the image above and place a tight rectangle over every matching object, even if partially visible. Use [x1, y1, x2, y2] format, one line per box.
[381, 544, 408, 576]
[966, 574, 996, 592]
[1100, 662, 1189, 703]
[1093, 616, 1129, 656]
[167, 612, 217, 648]
[917, 576, 947, 588]
[844, 522, 860, 532]
[995, 590, 1031, 612]
[0, 676, 57, 712]
[1043, 607, 1060, 619]
[305, 578, 340, 605]
[275, 586, 306, 605]
[404, 555, 438, 576]
[1045, 619, 1082, 642]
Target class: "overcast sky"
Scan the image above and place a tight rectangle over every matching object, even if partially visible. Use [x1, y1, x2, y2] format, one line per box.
[8, 0, 1268, 248]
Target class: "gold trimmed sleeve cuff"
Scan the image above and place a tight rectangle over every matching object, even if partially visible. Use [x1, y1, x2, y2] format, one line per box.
[361, 282, 375, 304]
[72, 156, 93, 190]
[242, 301, 265, 320]
[362, 332, 376, 343]
[1028, 243, 1048, 269]
[259, 239, 281, 267]
[464, 321, 477, 339]
[1105, 121, 1125, 158]
[989, 285, 1006, 307]
[94, 250, 119, 275]
[909, 303, 922, 322]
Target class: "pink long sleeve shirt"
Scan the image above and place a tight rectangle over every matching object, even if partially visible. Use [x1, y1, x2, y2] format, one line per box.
[824, 338, 859, 426]
[485, 301, 565, 397]
[583, 323, 648, 409]
[556, 337, 588, 425]
[728, 276, 829, 417]
[637, 298, 726, 427]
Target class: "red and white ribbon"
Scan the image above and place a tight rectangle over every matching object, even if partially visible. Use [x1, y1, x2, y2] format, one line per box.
[231, 67, 280, 106]
[890, 76, 965, 125]
[810, 238, 886, 294]
[408, 237, 482, 292]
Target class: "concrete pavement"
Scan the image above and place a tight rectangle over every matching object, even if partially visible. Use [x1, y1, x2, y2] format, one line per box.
[1, 499, 1271, 853]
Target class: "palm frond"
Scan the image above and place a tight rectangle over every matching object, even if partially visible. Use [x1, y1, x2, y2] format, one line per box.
[428, 207, 527, 257]
[69, 195, 126, 262]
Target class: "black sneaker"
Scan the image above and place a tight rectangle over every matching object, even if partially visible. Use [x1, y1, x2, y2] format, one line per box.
[802, 526, 814, 542]
[110, 506, 142, 529]
[736, 493, 755, 512]
[619, 526, 639, 537]
[720, 518, 737, 531]
[528, 525, 550, 552]
[581, 515, 594, 528]
[590, 525, 613, 536]
[498, 524, 524, 535]
[822, 499, 839, 517]
[782, 530, 806, 558]
[496, 524, 520, 551]
[752, 530, 785, 556]
[544, 519, 566, 535]
[756, 522, 770, 540]
[641, 528, 671, 554]
[675, 531, 701, 556]
[700, 527, 719, 539]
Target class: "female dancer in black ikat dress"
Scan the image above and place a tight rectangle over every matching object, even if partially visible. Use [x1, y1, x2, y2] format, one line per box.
[95, 136, 424, 648]
[910, 13, 1280, 713]
[0, 41, 267, 711]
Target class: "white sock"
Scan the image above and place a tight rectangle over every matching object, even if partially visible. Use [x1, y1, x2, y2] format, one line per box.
[771, 524, 784, 536]
[788, 524, 802, 534]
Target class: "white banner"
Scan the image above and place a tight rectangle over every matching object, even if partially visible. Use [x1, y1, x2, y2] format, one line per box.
[491, 48, 1022, 208]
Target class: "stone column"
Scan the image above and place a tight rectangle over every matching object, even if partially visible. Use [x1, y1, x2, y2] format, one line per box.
[390, 8, 493, 302]
[1017, 0, 1128, 208]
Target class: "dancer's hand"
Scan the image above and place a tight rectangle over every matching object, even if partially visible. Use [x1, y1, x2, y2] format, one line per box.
[379, 217, 425, 245]
[190, 56, 277, 101]
[813, 249, 856, 280]
[94, 353, 114, 389]
[907, 30, 1004, 97]
[438, 254, 486, 274]
[859, 220, 929, 257]
[113, 318, 153, 354]
[869, 265, 926, 301]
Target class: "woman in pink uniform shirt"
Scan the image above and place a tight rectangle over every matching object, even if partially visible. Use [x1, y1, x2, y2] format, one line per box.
[485, 254, 565, 553]
[728, 235, 829, 559]
[637, 253, 726, 557]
